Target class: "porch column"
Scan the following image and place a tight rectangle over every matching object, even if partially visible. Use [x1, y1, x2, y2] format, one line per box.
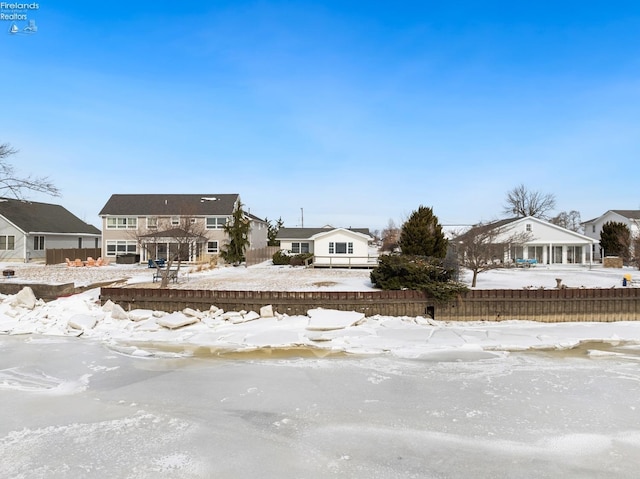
[543, 244, 549, 265]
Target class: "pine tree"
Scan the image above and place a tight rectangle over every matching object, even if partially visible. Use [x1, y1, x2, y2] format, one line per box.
[220, 202, 251, 264]
[266, 216, 284, 246]
[600, 221, 631, 261]
[399, 206, 448, 258]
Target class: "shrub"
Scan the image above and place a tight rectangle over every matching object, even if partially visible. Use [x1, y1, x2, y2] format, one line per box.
[272, 250, 313, 266]
[370, 254, 468, 301]
[290, 253, 313, 266]
[272, 250, 292, 265]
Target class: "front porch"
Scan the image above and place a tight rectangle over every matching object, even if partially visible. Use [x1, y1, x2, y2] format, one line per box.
[508, 243, 593, 265]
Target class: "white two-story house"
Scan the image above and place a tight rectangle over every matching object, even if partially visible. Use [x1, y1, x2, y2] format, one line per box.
[582, 210, 640, 261]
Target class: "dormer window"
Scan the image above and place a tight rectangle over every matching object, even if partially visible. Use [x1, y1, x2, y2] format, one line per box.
[526, 223, 532, 232]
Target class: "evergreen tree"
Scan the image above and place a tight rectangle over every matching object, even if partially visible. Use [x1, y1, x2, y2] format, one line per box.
[399, 206, 448, 258]
[220, 202, 251, 264]
[266, 216, 284, 246]
[600, 221, 631, 261]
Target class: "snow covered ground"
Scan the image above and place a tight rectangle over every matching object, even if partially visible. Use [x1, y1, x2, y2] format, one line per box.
[3, 259, 638, 291]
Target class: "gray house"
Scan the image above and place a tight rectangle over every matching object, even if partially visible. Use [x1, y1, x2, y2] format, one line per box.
[98, 194, 268, 263]
[0, 197, 101, 262]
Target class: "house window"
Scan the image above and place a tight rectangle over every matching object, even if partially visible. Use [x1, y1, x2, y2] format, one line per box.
[333, 242, 348, 254]
[291, 242, 309, 254]
[525, 224, 532, 232]
[33, 235, 45, 250]
[329, 242, 334, 254]
[147, 217, 158, 229]
[107, 217, 137, 229]
[207, 241, 219, 254]
[105, 240, 137, 257]
[528, 246, 543, 263]
[78, 237, 82, 248]
[171, 216, 180, 226]
[592, 225, 596, 233]
[206, 217, 228, 229]
[567, 246, 582, 264]
[0, 235, 15, 250]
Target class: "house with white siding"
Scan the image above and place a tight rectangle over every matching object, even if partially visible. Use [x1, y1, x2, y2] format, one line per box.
[582, 210, 640, 260]
[276, 226, 375, 267]
[457, 216, 597, 265]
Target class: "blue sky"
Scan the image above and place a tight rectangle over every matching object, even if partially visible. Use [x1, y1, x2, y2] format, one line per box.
[2, 1, 640, 231]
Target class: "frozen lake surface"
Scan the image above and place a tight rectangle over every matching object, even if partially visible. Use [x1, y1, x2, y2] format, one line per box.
[2, 336, 640, 478]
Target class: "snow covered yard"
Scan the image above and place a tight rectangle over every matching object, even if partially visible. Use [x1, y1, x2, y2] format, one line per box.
[2, 260, 639, 291]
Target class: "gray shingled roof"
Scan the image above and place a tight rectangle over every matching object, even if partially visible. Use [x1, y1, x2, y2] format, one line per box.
[611, 210, 640, 220]
[0, 197, 101, 235]
[99, 194, 240, 216]
[452, 217, 519, 242]
[582, 210, 640, 224]
[276, 227, 371, 240]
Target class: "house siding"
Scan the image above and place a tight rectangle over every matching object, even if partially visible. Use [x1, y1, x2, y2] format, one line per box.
[472, 217, 597, 265]
[101, 214, 267, 263]
[279, 239, 316, 254]
[314, 231, 372, 266]
[26, 233, 101, 261]
[583, 211, 640, 260]
[0, 221, 24, 262]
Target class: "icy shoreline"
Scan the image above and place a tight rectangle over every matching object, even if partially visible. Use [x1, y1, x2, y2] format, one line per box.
[2, 286, 640, 359]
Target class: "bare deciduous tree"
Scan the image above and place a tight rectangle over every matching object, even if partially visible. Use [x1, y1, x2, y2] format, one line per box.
[380, 218, 400, 252]
[133, 215, 208, 288]
[549, 210, 582, 232]
[454, 222, 532, 287]
[503, 184, 556, 219]
[0, 143, 60, 198]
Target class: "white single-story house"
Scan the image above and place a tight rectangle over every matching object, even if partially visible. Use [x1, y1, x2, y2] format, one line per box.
[582, 210, 640, 260]
[276, 226, 376, 267]
[458, 216, 598, 265]
[0, 197, 101, 262]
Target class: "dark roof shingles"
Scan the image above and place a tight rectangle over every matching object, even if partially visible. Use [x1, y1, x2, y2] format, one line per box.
[0, 198, 100, 234]
[99, 194, 239, 216]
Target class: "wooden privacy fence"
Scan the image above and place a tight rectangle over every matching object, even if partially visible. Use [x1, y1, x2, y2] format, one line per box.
[99, 287, 640, 322]
[245, 246, 280, 266]
[46, 248, 102, 265]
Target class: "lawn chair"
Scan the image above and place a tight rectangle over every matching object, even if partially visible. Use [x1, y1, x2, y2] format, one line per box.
[95, 257, 104, 266]
[74, 258, 84, 267]
[65, 258, 76, 267]
[86, 257, 96, 267]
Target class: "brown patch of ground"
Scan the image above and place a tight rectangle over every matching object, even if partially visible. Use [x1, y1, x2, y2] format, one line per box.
[312, 281, 338, 287]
